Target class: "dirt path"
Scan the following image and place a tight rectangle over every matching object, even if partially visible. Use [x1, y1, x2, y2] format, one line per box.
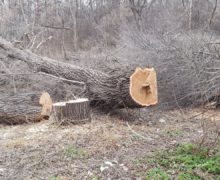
[0, 109, 219, 180]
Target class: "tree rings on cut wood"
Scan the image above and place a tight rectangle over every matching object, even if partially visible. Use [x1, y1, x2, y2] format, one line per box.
[39, 92, 53, 118]
[52, 98, 90, 124]
[130, 67, 158, 106]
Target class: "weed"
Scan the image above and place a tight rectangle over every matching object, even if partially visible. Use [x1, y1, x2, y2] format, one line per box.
[146, 168, 170, 180]
[90, 175, 100, 180]
[64, 145, 87, 159]
[134, 143, 220, 179]
[49, 176, 60, 180]
[131, 134, 142, 141]
[178, 172, 200, 180]
[163, 129, 183, 138]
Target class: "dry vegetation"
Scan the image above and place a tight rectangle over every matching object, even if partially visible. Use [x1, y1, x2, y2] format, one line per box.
[0, 0, 220, 179]
[0, 109, 219, 179]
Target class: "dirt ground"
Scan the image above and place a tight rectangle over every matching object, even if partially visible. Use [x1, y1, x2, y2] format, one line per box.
[0, 108, 219, 180]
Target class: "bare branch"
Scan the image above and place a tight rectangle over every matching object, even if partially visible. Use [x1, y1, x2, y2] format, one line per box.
[209, 0, 218, 26]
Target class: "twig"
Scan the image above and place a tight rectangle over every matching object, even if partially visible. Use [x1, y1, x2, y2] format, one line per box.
[209, 0, 218, 26]
[28, 30, 46, 50]
[207, 42, 220, 45]
[19, 0, 28, 27]
[36, 36, 52, 49]
[0, 73, 36, 76]
[1, 72, 86, 89]
[173, 89, 187, 121]
[38, 72, 86, 86]
[41, 24, 74, 33]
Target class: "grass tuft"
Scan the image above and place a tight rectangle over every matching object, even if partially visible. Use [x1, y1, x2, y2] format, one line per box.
[146, 168, 170, 180]
[64, 145, 87, 159]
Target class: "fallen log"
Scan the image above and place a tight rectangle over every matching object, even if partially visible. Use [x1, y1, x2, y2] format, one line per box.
[0, 92, 52, 124]
[0, 38, 158, 109]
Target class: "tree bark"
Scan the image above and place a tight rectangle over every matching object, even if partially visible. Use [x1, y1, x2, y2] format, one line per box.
[0, 38, 157, 109]
[0, 92, 52, 124]
[53, 99, 90, 124]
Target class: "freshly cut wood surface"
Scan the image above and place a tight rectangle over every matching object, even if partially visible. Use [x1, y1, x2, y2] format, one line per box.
[130, 68, 158, 106]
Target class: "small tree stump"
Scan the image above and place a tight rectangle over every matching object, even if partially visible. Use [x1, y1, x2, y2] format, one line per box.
[52, 98, 90, 124]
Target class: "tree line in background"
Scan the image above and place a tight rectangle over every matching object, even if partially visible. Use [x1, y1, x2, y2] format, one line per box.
[0, 0, 219, 55]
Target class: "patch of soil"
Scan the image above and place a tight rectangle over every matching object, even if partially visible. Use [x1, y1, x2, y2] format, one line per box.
[0, 109, 219, 180]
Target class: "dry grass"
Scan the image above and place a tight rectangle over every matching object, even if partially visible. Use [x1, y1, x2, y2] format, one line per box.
[0, 109, 219, 180]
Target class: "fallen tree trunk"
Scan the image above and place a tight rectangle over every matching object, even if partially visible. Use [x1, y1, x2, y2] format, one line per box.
[0, 92, 52, 124]
[0, 38, 158, 109]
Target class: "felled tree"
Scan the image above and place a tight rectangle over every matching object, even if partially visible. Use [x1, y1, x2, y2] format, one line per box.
[0, 38, 158, 109]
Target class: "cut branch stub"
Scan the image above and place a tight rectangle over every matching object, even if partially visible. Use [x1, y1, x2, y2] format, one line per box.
[130, 67, 158, 106]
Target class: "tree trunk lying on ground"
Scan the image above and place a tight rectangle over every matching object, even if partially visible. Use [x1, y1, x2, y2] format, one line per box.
[0, 38, 158, 110]
[0, 92, 52, 124]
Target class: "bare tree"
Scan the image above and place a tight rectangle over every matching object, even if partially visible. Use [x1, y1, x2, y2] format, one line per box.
[74, 0, 79, 51]
[129, 0, 147, 30]
[209, 0, 218, 26]
[128, 0, 157, 30]
[189, 0, 193, 30]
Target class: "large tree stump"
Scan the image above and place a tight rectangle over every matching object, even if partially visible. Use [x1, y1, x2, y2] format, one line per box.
[53, 98, 90, 124]
[0, 92, 52, 124]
